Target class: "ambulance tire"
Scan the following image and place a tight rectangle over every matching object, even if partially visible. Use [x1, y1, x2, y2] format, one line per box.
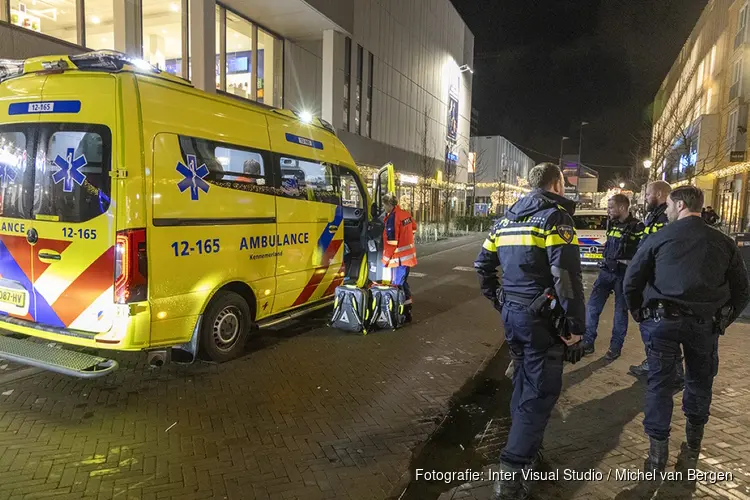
[200, 291, 251, 363]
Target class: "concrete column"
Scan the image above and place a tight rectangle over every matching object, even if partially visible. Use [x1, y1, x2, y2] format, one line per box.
[322, 29, 343, 128]
[114, 0, 140, 57]
[190, 0, 216, 93]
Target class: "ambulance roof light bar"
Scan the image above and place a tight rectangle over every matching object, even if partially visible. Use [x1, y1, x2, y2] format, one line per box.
[69, 50, 160, 74]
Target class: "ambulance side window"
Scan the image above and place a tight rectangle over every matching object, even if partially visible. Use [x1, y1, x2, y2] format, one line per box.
[178, 136, 271, 185]
[339, 168, 364, 209]
[0, 129, 30, 219]
[278, 156, 340, 205]
[33, 125, 112, 223]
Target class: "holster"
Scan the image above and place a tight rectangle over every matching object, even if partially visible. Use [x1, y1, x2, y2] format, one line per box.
[714, 305, 734, 335]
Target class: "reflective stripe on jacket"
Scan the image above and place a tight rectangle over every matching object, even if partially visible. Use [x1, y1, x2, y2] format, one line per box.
[382, 206, 418, 267]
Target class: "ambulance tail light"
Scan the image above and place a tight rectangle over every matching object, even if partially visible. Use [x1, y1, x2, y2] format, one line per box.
[114, 228, 148, 304]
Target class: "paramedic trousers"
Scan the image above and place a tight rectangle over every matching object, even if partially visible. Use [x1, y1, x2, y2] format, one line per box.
[392, 266, 412, 304]
[584, 268, 629, 351]
[640, 316, 718, 441]
[500, 302, 564, 467]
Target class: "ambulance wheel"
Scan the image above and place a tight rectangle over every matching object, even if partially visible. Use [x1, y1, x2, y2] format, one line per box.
[200, 291, 251, 363]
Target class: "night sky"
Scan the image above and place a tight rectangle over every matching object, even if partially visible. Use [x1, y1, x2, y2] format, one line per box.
[450, 0, 706, 186]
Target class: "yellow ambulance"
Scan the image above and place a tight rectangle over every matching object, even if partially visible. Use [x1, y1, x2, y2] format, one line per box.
[0, 51, 394, 377]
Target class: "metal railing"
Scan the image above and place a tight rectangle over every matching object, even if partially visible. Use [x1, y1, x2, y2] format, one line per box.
[414, 221, 488, 244]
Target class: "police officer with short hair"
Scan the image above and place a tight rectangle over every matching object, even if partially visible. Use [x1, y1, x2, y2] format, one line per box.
[629, 180, 685, 384]
[623, 185, 750, 474]
[474, 162, 585, 500]
[583, 194, 644, 360]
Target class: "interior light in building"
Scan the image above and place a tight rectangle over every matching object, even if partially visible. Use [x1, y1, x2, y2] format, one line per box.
[170, 3, 179, 12]
[299, 111, 314, 124]
[643, 159, 653, 169]
[91, 15, 101, 24]
[619, 182, 625, 189]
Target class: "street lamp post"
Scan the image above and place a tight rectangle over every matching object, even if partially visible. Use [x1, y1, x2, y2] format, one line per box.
[576, 122, 589, 197]
[559, 136, 569, 169]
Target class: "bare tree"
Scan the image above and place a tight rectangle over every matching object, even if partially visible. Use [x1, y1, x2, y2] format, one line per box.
[416, 106, 436, 222]
[442, 140, 460, 232]
[641, 50, 733, 184]
[468, 144, 489, 216]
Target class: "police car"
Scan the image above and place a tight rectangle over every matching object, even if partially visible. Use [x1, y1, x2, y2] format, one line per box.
[573, 209, 608, 268]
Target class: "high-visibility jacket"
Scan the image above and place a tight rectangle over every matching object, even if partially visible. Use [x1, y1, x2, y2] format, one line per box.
[382, 206, 418, 268]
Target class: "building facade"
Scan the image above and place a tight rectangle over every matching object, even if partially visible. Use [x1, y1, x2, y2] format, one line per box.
[1, 0, 473, 221]
[652, 0, 750, 233]
[469, 135, 534, 216]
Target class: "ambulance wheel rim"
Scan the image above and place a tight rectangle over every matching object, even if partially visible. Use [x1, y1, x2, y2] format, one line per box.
[212, 306, 241, 351]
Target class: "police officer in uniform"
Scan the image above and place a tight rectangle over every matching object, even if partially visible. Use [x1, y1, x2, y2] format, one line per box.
[583, 194, 644, 360]
[474, 163, 585, 500]
[623, 186, 750, 474]
[629, 180, 680, 379]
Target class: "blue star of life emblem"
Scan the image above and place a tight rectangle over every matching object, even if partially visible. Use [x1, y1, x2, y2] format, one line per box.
[0, 164, 16, 187]
[176, 154, 210, 201]
[52, 148, 87, 193]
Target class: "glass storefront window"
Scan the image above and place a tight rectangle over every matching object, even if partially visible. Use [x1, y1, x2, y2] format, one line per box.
[258, 28, 283, 108]
[9, 0, 77, 44]
[225, 11, 252, 100]
[142, 0, 184, 77]
[84, 0, 114, 50]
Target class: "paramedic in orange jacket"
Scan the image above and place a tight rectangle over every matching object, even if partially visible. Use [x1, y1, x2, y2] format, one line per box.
[381, 193, 417, 321]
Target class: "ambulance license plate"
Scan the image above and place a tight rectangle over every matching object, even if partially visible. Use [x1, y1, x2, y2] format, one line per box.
[0, 286, 27, 308]
[583, 253, 602, 259]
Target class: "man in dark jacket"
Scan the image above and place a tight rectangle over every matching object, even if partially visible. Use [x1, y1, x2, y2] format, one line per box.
[623, 185, 750, 475]
[629, 180, 674, 378]
[583, 194, 645, 360]
[474, 162, 585, 500]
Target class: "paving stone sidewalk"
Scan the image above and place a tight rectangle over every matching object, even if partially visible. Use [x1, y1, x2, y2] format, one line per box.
[439, 302, 750, 500]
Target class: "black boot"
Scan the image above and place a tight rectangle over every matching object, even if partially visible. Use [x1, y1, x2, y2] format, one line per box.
[685, 421, 704, 453]
[646, 437, 669, 475]
[492, 462, 529, 500]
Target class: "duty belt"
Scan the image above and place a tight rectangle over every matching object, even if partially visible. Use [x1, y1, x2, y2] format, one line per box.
[643, 301, 697, 321]
[501, 292, 536, 307]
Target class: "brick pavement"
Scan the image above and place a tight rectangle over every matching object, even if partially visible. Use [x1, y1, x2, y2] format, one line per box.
[438, 274, 750, 500]
[0, 234, 503, 500]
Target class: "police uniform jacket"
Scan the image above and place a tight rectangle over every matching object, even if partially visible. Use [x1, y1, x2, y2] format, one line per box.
[637, 203, 668, 251]
[602, 215, 645, 272]
[623, 215, 750, 323]
[473, 189, 586, 333]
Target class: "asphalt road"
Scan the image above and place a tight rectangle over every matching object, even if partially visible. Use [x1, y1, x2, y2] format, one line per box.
[0, 234, 508, 500]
